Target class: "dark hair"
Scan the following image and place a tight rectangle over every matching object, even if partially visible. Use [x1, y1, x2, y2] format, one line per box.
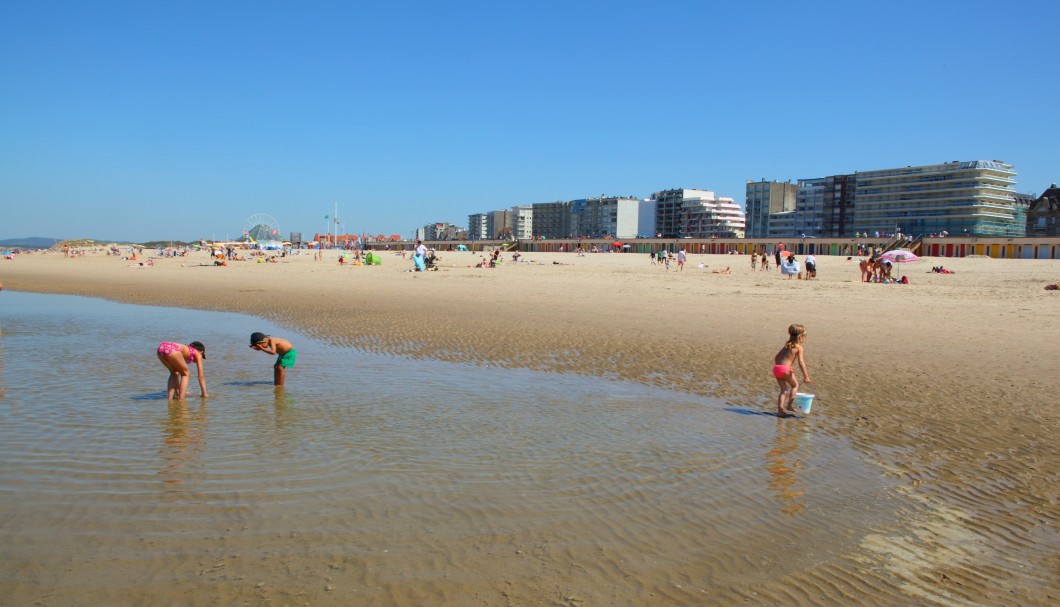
[189, 341, 206, 359]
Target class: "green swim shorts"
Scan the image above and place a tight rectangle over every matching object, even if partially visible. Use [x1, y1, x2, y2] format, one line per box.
[275, 349, 297, 368]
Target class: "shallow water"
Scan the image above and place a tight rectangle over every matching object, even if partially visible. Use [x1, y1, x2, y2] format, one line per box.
[0, 292, 899, 605]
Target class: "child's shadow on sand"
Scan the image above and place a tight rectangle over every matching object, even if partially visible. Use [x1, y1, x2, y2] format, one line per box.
[724, 406, 801, 419]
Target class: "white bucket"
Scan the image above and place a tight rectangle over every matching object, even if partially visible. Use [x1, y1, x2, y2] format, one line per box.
[793, 393, 814, 414]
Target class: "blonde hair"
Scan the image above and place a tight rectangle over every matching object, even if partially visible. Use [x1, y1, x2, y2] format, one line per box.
[785, 324, 806, 350]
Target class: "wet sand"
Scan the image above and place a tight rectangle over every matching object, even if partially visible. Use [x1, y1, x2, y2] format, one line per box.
[2, 249, 1059, 605]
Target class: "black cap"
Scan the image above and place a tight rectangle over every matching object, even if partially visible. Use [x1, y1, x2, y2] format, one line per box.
[250, 332, 267, 346]
[189, 341, 206, 359]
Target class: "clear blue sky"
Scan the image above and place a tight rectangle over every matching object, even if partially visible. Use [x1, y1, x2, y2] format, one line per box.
[2, 1, 1057, 243]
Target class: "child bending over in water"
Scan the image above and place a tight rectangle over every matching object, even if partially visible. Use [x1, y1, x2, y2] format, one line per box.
[156, 341, 208, 400]
[772, 324, 812, 417]
[250, 332, 297, 387]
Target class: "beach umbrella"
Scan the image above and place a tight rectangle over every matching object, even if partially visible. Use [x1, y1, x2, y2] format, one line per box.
[612, 241, 623, 248]
[456, 244, 468, 251]
[879, 249, 919, 278]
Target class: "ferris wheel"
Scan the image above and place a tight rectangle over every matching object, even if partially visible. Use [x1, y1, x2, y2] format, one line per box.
[243, 213, 281, 244]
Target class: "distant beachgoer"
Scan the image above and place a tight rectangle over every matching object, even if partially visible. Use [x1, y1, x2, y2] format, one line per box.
[805, 254, 817, 279]
[649, 251, 656, 265]
[761, 255, 770, 271]
[870, 256, 883, 281]
[677, 249, 686, 271]
[713, 267, 732, 274]
[781, 255, 800, 279]
[156, 341, 208, 400]
[750, 252, 757, 270]
[250, 332, 296, 387]
[774, 249, 782, 270]
[772, 324, 812, 417]
[880, 260, 893, 280]
[859, 258, 872, 282]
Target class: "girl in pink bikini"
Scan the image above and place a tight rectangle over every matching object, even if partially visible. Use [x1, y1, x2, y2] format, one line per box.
[156, 341, 208, 400]
[772, 324, 812, 417]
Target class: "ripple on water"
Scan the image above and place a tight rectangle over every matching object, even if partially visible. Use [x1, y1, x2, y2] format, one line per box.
[0, 292, 899, 605]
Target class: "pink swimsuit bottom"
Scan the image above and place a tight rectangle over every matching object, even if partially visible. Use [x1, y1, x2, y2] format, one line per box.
[158, 342, 195, 362]
[772, 364, 792, 379]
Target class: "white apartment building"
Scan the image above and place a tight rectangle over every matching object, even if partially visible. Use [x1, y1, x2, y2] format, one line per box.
[682, 192, 746, 238]
[651, 188, 746, 238]
[510, 205, 534, 240]
[467, 213, 489, 240]
[853, 160, 1022, 236]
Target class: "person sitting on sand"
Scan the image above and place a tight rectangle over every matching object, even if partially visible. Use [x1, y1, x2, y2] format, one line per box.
[772, 324, 812, 417]
[712, 267, 732, 274]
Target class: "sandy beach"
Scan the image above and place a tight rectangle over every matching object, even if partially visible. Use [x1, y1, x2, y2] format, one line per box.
[2, 248, 1058, 605]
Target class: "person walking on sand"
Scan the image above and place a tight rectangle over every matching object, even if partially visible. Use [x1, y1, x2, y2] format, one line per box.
[750, 251, 757, 270]
[772, 324, 812, 417]
[156, 341, 208, 400]
[677, 248, 686, 271]
[250, 332, 297, 387]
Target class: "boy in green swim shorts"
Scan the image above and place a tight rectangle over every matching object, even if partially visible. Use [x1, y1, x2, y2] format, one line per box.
[250, 332, 297, 387]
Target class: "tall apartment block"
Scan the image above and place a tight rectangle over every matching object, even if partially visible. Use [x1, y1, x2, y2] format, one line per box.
[651, 189, 747, 238]
[467, 213, 489, 240]
[510, 205, 534, 240]
[853, 160, 1022, 236]
[569, 196, 640, 239]
[650, 189, 688, 238]
[530, 201, 572, 239]
[751, 160, 1025, 238]
[745, 180, 797, 238]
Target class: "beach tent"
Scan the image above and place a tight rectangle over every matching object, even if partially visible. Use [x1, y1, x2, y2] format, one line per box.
[456, 244, 468, 251]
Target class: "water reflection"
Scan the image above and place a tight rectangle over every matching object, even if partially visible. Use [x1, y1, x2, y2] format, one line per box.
[159, 400, 207, 491]
[765, 418, 806, 515]
[0, 337, 6, 402]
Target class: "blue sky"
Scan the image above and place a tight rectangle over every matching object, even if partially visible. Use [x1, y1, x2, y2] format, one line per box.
[2, 0, 1057, 242]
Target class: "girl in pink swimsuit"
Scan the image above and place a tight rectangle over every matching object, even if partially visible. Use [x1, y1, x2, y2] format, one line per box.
[772, 324, 812, 417]
[156, 341, 208, 400]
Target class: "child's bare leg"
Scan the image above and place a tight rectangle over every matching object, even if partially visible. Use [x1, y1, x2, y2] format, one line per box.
[167, 372, 179, 400]
[274, 364, 285, 387]
[177, 373, 190, 400]
[160, 353, 186, 400]
[776, 378, 791, 416]
[785, 377, 800, 413]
